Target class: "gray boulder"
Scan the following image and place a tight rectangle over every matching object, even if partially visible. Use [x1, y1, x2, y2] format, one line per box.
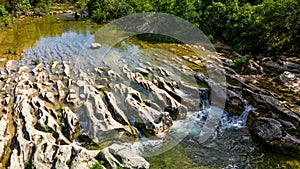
[98, 144, 150, 169]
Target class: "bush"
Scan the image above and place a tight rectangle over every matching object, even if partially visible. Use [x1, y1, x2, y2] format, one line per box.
[0, 5, 11, 26]
[233, 54, 253, 71]
[89, 161, 104, 169]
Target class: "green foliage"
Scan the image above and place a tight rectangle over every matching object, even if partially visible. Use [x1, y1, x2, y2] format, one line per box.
[0, 5, 11, 26]
[16, 0, 32, 14]
[25, 160, 32, 169]
[33, 58, 39, 65]
[4, 144, 8, 151]
[233, 54, 253, 71]
[42, 124, 51, 132]
[57, 102, 63, 112]
[89, 161, 104, 169]
[87, 0, 299, 55]
[35, 123, 51, 132]
[50, 59, 54, 65]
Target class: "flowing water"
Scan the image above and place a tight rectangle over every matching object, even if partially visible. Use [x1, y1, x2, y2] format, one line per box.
[0, 15, 299, 168]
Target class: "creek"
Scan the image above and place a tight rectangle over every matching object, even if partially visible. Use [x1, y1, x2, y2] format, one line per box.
[0, 14, 299, 168]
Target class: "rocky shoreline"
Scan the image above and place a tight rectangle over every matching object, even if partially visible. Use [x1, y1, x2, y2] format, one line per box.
[0, 56, 195, 168]
[0, 45, 299, 168]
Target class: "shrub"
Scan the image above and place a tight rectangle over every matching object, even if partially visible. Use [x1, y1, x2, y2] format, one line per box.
[33, 59, 39, 65]
[233, 54, 252, 71]
[89, 161, 104, 169]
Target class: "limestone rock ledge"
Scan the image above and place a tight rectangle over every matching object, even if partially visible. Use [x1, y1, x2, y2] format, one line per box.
[0, 62, 160, 169]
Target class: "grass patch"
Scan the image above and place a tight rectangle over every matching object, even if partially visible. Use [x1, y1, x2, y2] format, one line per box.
[57, 103, 63, 112]
[6, 48, 17, 55]
[33, 59, 40, 65]
[233, 54, 252, 72]
[25, 160, 32, 169]
[89, 161, 105, 169]
[50, 59, 54, 65]
[35, 123, 51, 133]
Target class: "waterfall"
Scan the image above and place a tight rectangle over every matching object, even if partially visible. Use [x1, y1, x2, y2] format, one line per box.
[130, 118, 147, 139]
[220, 103, 256, 130]
[199, 88, 210, 110]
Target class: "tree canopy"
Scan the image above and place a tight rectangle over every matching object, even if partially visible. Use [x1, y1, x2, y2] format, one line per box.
[0, 0, 299, 55]
[86, 0, 299, 55]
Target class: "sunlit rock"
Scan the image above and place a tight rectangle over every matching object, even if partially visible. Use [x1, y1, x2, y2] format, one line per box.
[90, 43, 102, 49]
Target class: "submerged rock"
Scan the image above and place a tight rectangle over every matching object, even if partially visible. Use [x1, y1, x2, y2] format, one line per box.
[90, 43, 102, 49]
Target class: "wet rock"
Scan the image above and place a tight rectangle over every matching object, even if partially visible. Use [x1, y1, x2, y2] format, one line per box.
[279, 71, 300, 93]
[245, 89, 300, 151]
[98, 144, 150, 169]
[225, 88, 245, 116]
[243, 89, 300, 122]
[251, 117, 300, 151]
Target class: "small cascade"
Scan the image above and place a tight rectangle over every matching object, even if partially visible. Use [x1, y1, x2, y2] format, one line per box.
[130, 119, 147, 140]
[221, 103, 256, 130]
[199, 88, 210, 111]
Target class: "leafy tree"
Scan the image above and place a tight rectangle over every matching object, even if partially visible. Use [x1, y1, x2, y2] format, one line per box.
[16, 0, 33, 14]
[0, 5, 11, 26]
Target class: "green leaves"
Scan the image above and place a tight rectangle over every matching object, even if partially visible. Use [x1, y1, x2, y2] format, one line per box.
[0, 5, 11, 26]
[16, 0, 33, 13]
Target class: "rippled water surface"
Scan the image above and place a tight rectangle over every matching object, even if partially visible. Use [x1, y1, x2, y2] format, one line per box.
[1, 15, 299, 169]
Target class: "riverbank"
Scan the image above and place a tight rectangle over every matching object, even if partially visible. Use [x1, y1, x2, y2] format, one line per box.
[0, 14, 299, 168]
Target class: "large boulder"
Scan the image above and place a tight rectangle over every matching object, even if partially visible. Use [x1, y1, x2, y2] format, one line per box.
[251, 117, 300, 151]
[76, 80, 138, 143]
[112, 84, 173, 137]
[98, 144, 150, 169]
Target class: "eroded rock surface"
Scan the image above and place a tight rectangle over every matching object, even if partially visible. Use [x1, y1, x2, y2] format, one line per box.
[0, 60, 193, 168]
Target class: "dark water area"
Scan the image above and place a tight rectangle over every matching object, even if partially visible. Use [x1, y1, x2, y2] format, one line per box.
[0, 14, 299, 169]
